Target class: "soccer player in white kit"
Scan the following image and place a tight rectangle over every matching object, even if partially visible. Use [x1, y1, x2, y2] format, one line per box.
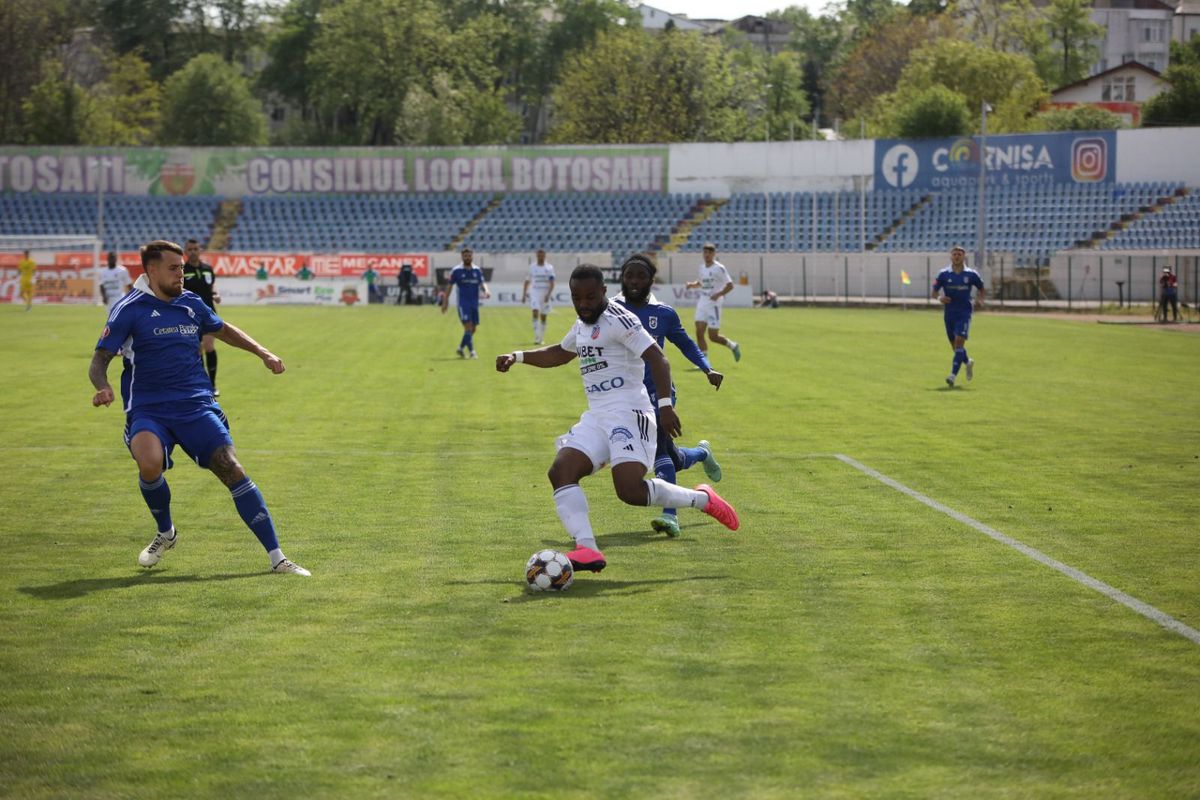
[685, 243, 741, 362]
[98, 251, 133, 312]
[521, 248, 555, 345]
[496, 264, 739, 573]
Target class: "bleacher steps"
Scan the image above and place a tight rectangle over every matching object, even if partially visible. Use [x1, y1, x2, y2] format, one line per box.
[869, 193, 933, 250]
[208, 198, 242, 250]
[659, 198, 726, 253]
[448, 195, 503, 251]
[1081, 186, 1191, 249]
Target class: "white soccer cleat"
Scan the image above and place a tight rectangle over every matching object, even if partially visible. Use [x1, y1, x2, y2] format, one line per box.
[469, 351, 479, 359]
[271, 558, 311, 577]
[966, 359, 975, 381]
[945, 375, 955, 388]
[138, 528, 176, 568]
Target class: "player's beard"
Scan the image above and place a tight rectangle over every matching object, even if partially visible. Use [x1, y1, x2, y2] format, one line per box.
[622, 283, 649, 305]
[577, 300, 607, 325]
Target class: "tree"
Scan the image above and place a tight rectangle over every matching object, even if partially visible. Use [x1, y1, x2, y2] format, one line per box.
[1032, 104, 1124, 131]
[394, 72, 520, 145]
[0, 0, 81, 142]
[159, 54, 268, 145]
[1142, 39, 1200, 127]
[259, 0, 323, 107]
[878, 39, 1048, 133]
[768, 7, 847, 127]
[892, 85, 973, 137]
[827, 11, 953, 121]
[1043, 0, 1103, 87]
[764, 52, 812, 140]
[92, 53, 162, 145]
[21, 60, 97, 144]
[549, 27, 755, 143]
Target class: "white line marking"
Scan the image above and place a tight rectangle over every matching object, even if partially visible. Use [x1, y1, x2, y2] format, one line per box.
[835, 453, 1200, 647]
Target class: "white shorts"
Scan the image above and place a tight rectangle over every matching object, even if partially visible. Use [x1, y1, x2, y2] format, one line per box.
[695, 299, 723, 328]
[556, 408, 656, 474]
[528, 297, 551, 315]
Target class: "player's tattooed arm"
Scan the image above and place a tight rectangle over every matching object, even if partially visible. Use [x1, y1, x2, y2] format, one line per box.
[214, 323, 285, 374]
[90, 349, 116, 406]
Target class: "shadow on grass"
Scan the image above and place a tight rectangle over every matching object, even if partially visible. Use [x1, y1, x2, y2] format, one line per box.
[19, 571, 264, 600]
[538, 524, 717, 550]
[476, 573, 729, 602]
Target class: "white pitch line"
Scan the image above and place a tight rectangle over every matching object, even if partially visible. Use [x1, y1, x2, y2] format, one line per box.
[835, 453, 1200, 647]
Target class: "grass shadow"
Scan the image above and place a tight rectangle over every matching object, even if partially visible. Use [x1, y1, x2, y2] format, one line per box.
[484, 573, 730, 602]
[19, 571, 265, 600]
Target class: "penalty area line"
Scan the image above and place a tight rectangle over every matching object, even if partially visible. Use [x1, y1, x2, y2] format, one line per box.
[834, 453, 1200, 648]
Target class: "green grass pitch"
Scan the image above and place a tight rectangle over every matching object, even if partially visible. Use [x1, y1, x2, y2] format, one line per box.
[1, 302, 1197, 798]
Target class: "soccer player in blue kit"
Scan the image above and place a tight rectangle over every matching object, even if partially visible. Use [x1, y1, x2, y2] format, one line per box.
[932, 245, 986, 387]
[441, 246, 490, 359]
[616, 254, 725, 538]
[89, 240, 310, 576]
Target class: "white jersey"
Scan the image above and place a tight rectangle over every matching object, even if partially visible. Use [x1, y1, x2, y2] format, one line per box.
[527, 263, 555, 296]
[100, 266, 132, 309]
[560, 302, 655, 414]
[696, 260, 733, 307]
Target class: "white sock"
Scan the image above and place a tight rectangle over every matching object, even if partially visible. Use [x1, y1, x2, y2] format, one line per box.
[644, 478, 708, 510]
[727, 340, 738, 350]
[268, 548, 284, 567]
[533, 320, 539, 337]
[553, 484, 596, 548]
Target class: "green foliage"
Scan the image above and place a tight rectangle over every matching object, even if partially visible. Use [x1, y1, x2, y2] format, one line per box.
[1142, 39, 1200, 127]
[877, 38, 1048, 134]
[159, 54, 268, 146]
[1, 305, 1199, 796]
[258, 0, 324, 106]
[1032, 104, 1124, 131]
[91, 53, 163, 146]
[893, 84, 973, 137]
[1042, 0, 1103, 87]
[0, 0, 82, 142]
[765, 52, 813, 140]
[769, 6, 848, 127]
[394, 73, 520, 146]
[20, 62, 96, 145]
[549, 28, 756, 143]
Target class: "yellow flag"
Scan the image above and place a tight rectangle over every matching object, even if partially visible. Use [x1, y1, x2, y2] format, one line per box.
[900, 270, 911, 285]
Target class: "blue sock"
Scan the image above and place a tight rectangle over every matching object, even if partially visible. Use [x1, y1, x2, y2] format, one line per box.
[465, 331, 474, 352]
[139, 475, 173, 534]
[230, 476, 279, 552]
[654, 456, 678, 517]
[459, 331, 470, 350]
[952, 348, 966, 375]
[677, 446, 705, 471]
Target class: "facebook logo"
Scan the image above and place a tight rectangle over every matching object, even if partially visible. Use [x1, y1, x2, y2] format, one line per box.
[881, 144, 919, 188]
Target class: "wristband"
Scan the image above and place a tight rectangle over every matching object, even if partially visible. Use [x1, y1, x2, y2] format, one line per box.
[657, 397, 673, 409]
[514, 351, 524, 363]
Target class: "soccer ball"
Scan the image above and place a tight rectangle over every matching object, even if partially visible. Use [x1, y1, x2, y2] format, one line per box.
[526, 549, 574, 592]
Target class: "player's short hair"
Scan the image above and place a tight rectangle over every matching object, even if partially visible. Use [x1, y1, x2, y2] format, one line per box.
[950, 245, 966, 254]
[619, 253, 657, 280]
[570, 264, 606, 285]
[461, 246, 473, 253]
[141, 240, 184, 267]
[185, 238, 200, 246]
[702, 242, 716, 251]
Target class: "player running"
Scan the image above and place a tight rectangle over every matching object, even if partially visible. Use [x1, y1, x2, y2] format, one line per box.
[685, 243, 741, 363]
[521, 248, 556, 345]
[441, 246, 490, 359]
[89, 240, 310, 576]
[932, 245, 986, 387]
[98, 251, 132, 313]
[496, 264, 738, 574]
[615, 253, 724, 538]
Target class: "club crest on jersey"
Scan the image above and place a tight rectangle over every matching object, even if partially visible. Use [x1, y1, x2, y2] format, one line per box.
[648, 316, 658, 330]
[591, 325, 601, 340]
[609, 427, 634, 444]
[101, 325, 110, 338]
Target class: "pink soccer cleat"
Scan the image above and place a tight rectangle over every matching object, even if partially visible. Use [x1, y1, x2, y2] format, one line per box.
[566, 546, 607, 573]
[697, 484, 739, 531]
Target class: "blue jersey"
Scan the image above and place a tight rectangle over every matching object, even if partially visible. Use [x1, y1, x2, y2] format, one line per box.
[96, 282, 223, 412]
[448, 265, 485, 309]
[615, 296, 711, 404]
[933, 267, 984, 314]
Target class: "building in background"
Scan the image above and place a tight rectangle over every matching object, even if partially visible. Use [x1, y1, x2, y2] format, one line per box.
[1048, 61, 1171, 124]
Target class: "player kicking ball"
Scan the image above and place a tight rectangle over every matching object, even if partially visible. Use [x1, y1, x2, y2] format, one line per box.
[496, 264, 739, 574]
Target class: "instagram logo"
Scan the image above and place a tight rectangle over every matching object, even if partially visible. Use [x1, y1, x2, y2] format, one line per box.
[1072, 138, 1107, 182]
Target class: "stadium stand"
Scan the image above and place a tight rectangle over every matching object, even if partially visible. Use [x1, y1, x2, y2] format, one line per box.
[3, 183, 1193, 258]
[229, 193, 493, 252]
[461, 192, 702, 257]
[0, 194, 220, 252]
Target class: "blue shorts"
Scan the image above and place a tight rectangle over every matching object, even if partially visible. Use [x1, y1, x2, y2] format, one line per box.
[457, 306, 480, 326]
[945, 312, 972, 343]
[124, 401, 232, 470]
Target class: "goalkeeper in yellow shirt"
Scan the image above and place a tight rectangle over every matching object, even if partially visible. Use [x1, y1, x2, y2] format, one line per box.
[18, 250, 36, 311]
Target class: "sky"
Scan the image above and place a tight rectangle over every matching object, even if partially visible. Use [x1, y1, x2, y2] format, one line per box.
[652, 0, 834, 19]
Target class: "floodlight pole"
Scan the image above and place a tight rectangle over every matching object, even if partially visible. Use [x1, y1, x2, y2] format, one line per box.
[976, 102, 990, 274]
